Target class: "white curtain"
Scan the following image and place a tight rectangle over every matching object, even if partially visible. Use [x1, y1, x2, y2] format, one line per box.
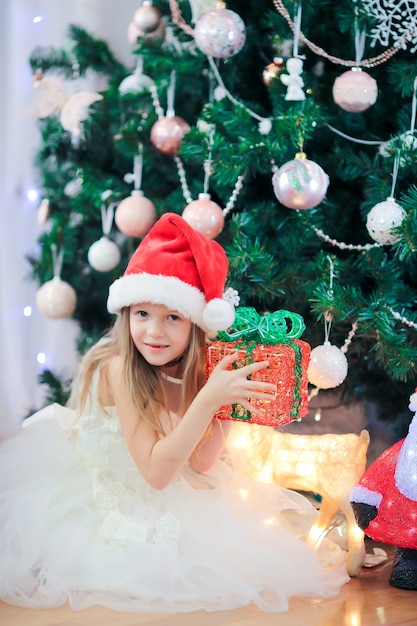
[0, 0, 139, 437]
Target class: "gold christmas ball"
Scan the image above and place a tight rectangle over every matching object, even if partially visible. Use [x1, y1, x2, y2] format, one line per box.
[262, 57, 285, 87]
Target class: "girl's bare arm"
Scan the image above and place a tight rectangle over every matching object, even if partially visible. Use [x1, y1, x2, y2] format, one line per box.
[109, 353, 276, 490]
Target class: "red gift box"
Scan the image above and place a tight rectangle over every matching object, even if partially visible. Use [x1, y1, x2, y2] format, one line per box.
[206, 338, 310, 428]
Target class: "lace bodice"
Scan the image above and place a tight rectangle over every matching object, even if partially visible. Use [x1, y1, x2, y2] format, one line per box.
[75, 374, 181, 546]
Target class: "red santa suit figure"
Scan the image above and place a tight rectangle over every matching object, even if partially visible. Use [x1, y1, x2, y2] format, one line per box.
[350, 388, 417, 590]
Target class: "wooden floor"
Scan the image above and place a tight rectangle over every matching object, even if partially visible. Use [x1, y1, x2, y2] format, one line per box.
[0, 543, 415, 626]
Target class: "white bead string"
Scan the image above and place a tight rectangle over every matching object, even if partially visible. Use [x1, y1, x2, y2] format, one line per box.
[312, 225, 383, 251]
[387, 306, 417, 330]
[150, 76, 246, 215]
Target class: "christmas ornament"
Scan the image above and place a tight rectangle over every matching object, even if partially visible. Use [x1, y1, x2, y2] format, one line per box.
[194, 2, 246, 59]
[36, 276, 77, 319]
[127, 17, 166, 45]
[115, 192, 156, 239]
[280, 57, 306, 101]
[206, 307, 310, 427]
[87, 236, 121, 272]
[150, 115, 190, 156]
[60, 91, 103, 139]
[88, 193, 121, 272]
[182, 193, 224, 239]
[350, 388, 417, 590]
[272, 153, 329, 210]
[118, 57, 154, 95]
[64, 175, 83, 198]
[116, 151, 156, 238]
[37, 198, 51, 225]
[307, 341, 348, 389]
[332, 68, 378, 113]
[361, 0, 417, 54]
[366, 197, 406, 245]
[262, 57, 285, 86]
[29, 74, 67, 119]
[133, 1, 162, 33]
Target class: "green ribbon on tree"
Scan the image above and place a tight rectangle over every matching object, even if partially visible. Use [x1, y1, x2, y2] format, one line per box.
[217, 307, 306, 422]
[218, 307, 305, 344]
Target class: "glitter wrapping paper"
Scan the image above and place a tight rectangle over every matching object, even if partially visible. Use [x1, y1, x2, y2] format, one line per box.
[206, 339, 310, 427]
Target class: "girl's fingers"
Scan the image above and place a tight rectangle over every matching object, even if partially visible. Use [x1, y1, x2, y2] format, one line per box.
[215, 351, 239, 369]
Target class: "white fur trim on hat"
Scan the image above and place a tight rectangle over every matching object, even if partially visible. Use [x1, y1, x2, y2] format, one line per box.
[107, 272, 207, 326]
[350, 485, 382, 508]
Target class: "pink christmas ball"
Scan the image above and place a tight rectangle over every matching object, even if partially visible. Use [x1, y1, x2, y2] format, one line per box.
[36, 276, 77, 319]
[182, 194, 224, 239]
[150, 116, 190, 156]
[332, 69, 378, 113]
[115, 192, 156, 238]
[272, 154, 329, 210]
[194, 6, 246, 59]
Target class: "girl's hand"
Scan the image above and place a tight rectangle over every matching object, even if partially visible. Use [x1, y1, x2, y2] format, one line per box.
[205, 351, 277, 416]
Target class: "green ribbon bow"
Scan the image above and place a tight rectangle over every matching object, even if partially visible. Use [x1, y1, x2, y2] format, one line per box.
[218, 307, 305, 344]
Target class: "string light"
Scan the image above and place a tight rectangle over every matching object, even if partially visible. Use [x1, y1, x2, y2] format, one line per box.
[36, 352, 46, 365]
[23, 306, 32, 317]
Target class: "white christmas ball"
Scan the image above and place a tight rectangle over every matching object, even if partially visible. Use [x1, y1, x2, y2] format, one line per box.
[115, 192, 156, 238]
[272, 154, 329, 210]
[332, 69, 377, 113]
[36, 276, 77, 319]
[133, 3, 161, 33]
[307, 342, 348, 389]
[366, 197, 406, 245]
[119, 72, 154, 95]
[182, 194, 224, 239]
[194, 6, 246, 59]
[88, 236, 121, 272]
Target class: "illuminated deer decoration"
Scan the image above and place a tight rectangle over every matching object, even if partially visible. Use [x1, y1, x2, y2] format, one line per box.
[227, 424, 370, 577]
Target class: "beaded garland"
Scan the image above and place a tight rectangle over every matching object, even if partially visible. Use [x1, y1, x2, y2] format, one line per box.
[206, 307, 311, 427]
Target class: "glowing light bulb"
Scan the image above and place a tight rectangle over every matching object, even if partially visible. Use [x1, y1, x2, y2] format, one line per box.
[27, 188, 39, 202]
[23, 306, 32, 317]
[33, 15, 42, 23]
[37, 352, 46, 364]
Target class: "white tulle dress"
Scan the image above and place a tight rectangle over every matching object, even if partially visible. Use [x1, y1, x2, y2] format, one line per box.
[0, 372, 349, 613]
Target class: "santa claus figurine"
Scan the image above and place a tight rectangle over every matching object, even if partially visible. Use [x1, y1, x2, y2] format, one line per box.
[350, 388, 417, 590]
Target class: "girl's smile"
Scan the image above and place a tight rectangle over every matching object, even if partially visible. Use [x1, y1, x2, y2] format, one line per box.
[130, 303, 192, 369]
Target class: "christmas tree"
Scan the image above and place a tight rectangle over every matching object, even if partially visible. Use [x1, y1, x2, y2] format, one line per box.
[28, 0, 417, 430]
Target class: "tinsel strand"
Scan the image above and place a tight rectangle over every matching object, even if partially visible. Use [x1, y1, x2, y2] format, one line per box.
[271, 0, 413, 67]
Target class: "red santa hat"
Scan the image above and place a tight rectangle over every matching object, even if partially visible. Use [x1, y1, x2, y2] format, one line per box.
[107, 212, 237, 333]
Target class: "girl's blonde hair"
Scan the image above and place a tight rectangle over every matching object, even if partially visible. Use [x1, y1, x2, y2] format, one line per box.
[70, 307, 208, 437]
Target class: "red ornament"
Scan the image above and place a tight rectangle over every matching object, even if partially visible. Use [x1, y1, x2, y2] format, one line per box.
[115, 191, 156, 238]
[182, 193, 224, 239]
[150, 115, 190, 156]
[332, 68, 378, 113]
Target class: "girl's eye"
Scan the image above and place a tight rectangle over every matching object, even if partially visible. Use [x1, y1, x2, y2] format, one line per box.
[136, 310, 148, 318]
[168, 314, 180, 321]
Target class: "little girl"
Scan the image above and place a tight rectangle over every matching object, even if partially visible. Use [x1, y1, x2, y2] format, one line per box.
[0, 213, 349, 613]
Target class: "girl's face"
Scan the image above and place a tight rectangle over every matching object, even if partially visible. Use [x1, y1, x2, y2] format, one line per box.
[129, 303, 192, 367]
